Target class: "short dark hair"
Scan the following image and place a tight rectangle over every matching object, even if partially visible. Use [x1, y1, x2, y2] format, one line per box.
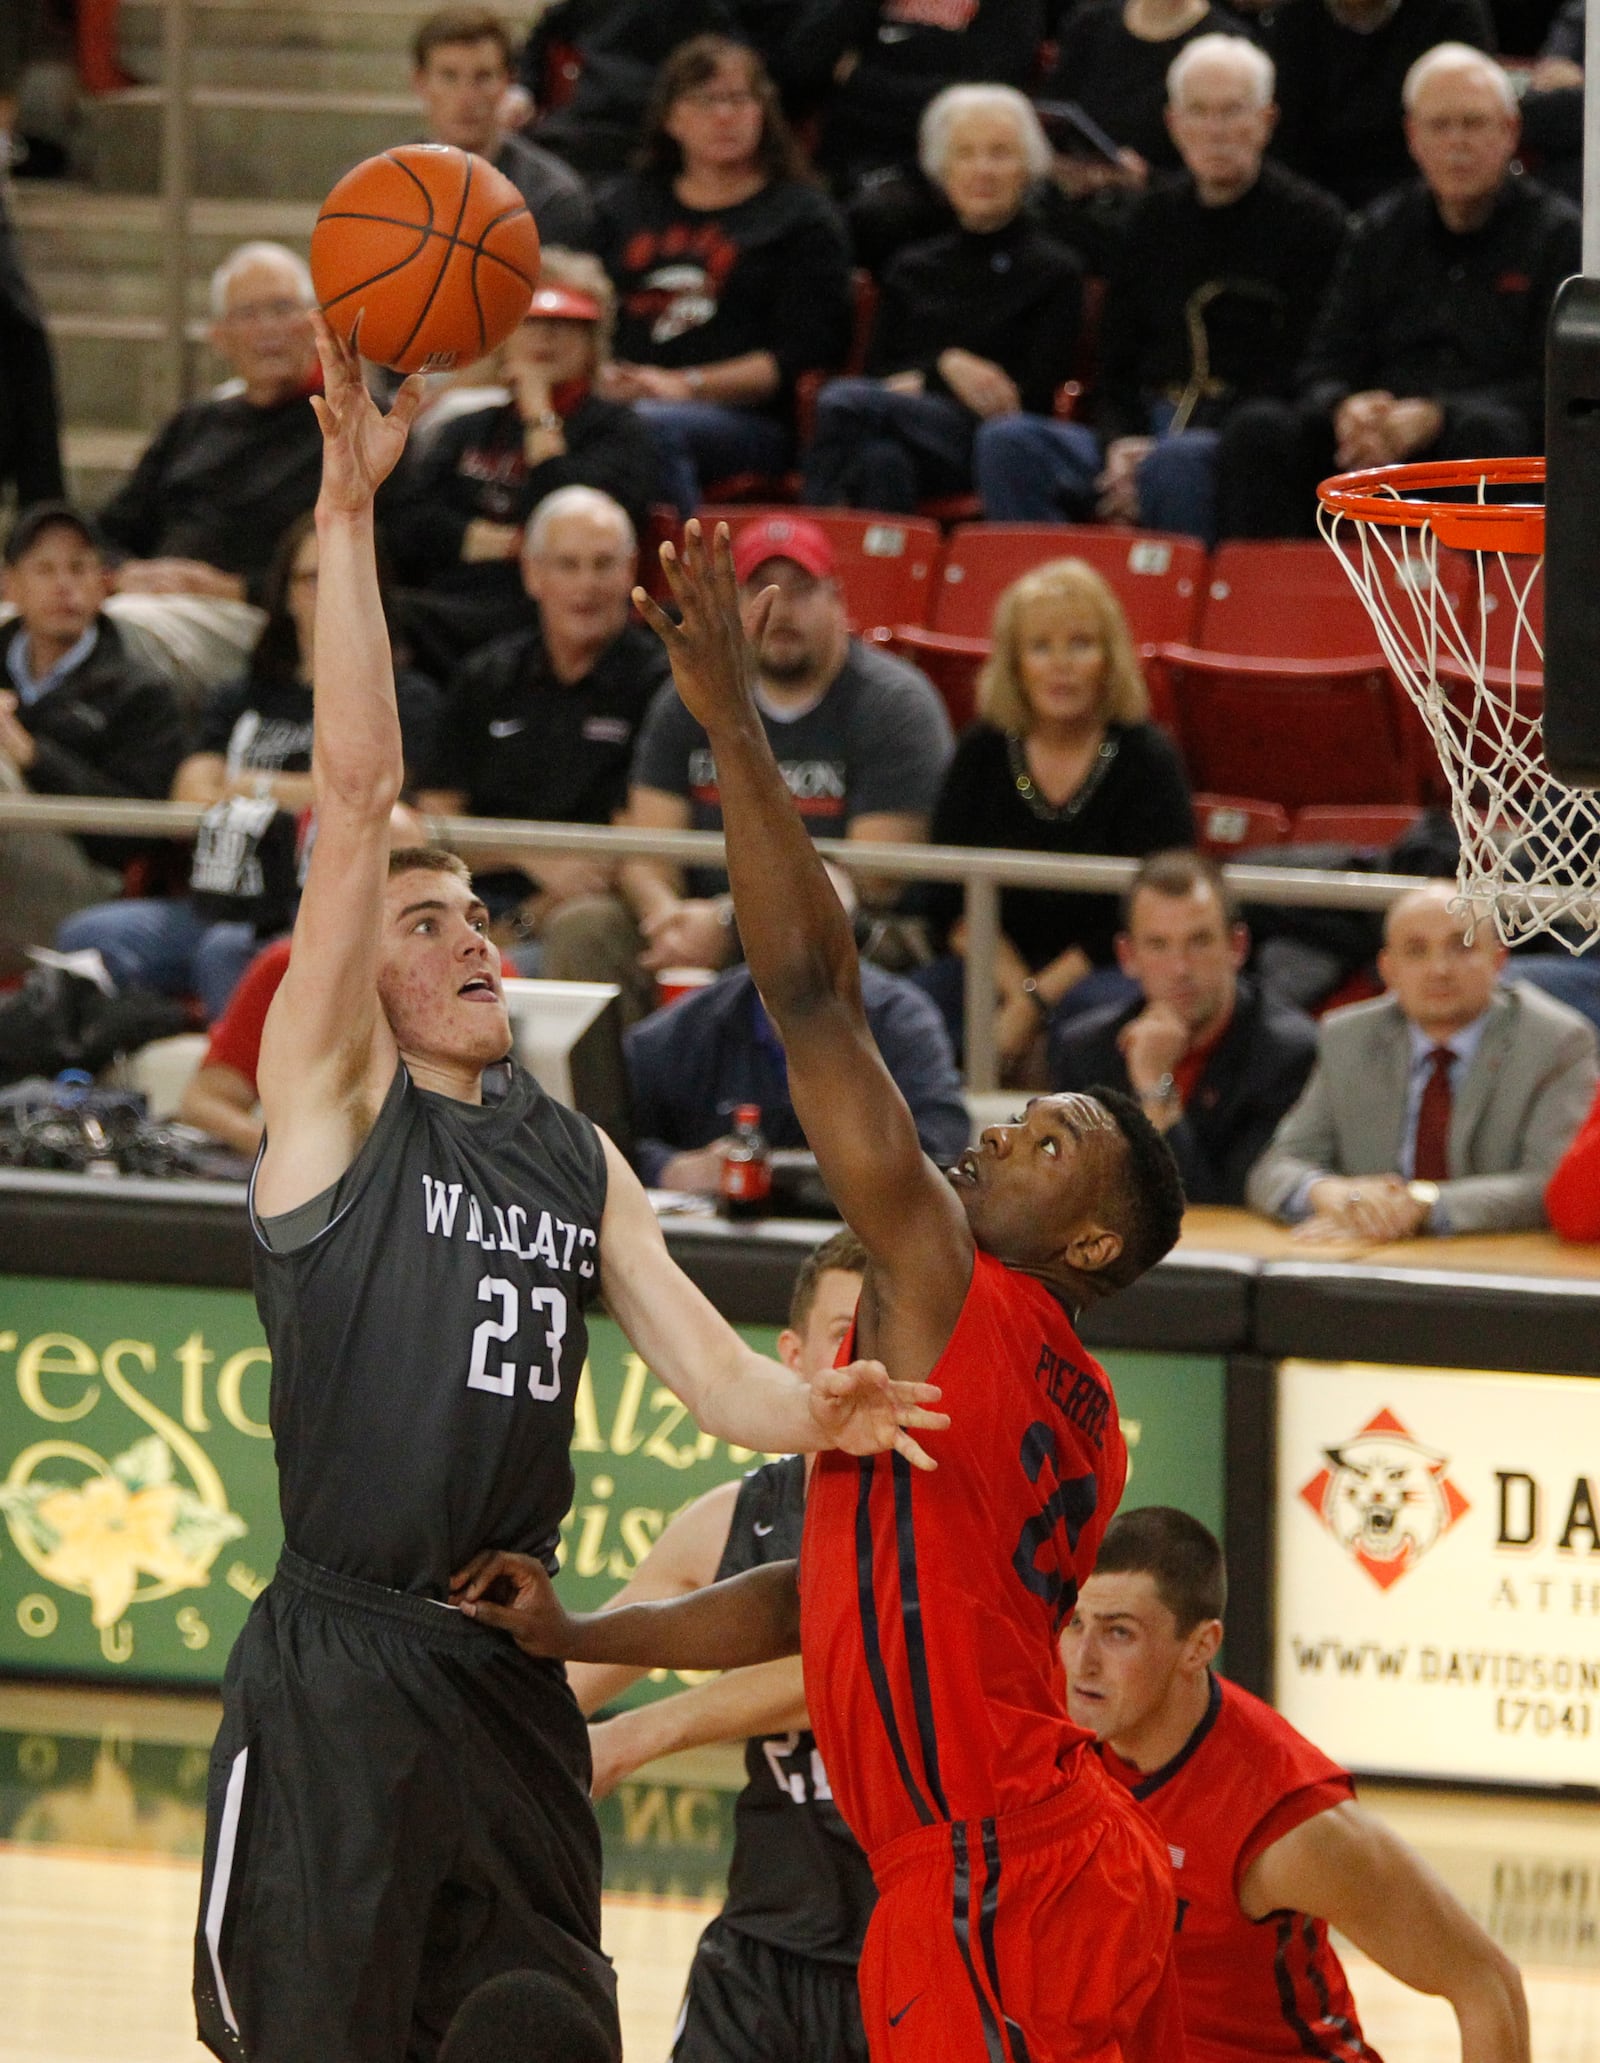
[1085, 1085, 1186, 1295]
[388, 845, 473, 887]
[411, 7, 514, 71]
[438, 1970, 613, 2063]
[1122, 848, 1239, 930]
[638, 35, 813, 186]
[1095, 1506, 1226, 1632]
[3, 500, 107, 568]
[788, 1228, 868, 1331]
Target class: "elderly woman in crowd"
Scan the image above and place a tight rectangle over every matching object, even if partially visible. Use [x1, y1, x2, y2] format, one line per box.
[802, 84, 1084, 515]
[379, 247, 660, 660]
[916, 557, 1195, 1080]
[594, 33, 853, 514]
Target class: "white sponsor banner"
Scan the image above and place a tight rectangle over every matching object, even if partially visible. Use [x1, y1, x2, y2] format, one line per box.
[1275, 1361, 1600, 1787]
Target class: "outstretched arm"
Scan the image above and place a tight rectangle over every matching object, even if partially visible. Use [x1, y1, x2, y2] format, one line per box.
[454, 1551, 801, 1671]
[1243, 1802, 1529, 2063]
[635, 525, 974, 1368]
[597, 1133, 947, 1467]
[254, 319, 425, 1218]
[586, 1659, 809, 1800]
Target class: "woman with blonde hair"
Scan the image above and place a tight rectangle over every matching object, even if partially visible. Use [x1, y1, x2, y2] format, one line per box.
[917, 557, 1194, 1079]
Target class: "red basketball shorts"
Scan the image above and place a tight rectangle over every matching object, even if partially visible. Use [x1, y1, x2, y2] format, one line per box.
[858, 1755, 1185, 2063]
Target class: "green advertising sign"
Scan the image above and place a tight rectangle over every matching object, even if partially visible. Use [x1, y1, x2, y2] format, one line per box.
[0, 1273, 1223, 1692]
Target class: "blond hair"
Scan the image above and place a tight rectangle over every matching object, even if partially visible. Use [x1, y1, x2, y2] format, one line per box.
[979, 559, 1149, 733]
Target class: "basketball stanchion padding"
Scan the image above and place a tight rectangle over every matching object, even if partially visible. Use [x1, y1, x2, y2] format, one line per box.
[1543, 273, 1600, 788]
[1318, 455, 1600, 953]
[310, 144, 542, 375]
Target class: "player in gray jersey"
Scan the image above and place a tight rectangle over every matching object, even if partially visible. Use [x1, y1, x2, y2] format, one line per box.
[541, 1230, 876, 2063]
[191, 319, 945, 2063]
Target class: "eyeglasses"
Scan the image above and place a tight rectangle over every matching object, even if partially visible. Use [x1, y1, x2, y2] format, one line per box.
[679, 89, 759, 111]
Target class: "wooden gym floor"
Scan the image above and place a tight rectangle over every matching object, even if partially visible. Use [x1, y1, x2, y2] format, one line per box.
[1, 1681, 1594, 2062]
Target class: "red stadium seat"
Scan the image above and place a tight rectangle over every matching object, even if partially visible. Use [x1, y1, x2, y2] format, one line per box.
[929, 523, 1206, 647]
[697, 505, 942, 634]
[1163, 649, 1418, 809]
[1191, 793, 1292, 855]
[1291, 803, 1424, 847]
[871, 626, 989, 730]
[1199, 541, 1386, 658]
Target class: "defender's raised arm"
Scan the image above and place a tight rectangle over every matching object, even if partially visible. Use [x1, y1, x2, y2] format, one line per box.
[635, 525, 974, 1365]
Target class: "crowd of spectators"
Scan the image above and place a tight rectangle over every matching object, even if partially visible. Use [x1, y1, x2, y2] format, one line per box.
[4, 0, 1600, 1238]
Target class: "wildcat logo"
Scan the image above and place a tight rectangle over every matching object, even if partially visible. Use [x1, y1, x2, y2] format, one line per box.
[1299, 1408, 1469, 1591]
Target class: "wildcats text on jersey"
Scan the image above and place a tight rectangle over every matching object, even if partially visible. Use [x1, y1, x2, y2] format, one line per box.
[422, 1174, 598, 1277]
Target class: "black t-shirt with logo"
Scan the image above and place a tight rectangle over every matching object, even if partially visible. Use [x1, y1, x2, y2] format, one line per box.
[715, 1456, 876, 1963]
[187, 667, 440, 927]
[630, 637, 952, 897]
[596, 173, 853, 405]
[424, 619, 671, 826]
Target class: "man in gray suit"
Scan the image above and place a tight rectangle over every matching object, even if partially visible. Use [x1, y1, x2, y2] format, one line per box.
[1247, 882, 1597, 1239]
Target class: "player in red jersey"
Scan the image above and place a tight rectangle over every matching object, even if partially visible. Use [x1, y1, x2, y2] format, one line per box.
[1065, 1507, 1530, 2063]
[460, 523, 1190, 2063]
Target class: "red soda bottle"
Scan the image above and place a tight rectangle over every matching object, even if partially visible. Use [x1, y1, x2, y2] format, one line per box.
[720, 1104, 773, 1220]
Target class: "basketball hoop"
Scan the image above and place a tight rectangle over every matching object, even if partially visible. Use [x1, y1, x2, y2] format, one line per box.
[1317, 455, 1600, 953]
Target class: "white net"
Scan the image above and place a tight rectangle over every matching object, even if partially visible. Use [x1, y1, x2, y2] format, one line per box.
[1319, 493, 1600, 953]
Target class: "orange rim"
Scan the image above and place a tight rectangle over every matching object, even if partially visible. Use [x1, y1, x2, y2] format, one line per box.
[1317, 456, 1544, 555]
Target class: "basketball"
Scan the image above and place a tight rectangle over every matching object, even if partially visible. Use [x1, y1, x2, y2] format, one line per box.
[309, 144, 541, 376]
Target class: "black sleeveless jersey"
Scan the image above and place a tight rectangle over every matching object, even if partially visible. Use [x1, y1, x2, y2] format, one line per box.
[716, 1456, 876, 1965]
[252, 1060, 607, 1595]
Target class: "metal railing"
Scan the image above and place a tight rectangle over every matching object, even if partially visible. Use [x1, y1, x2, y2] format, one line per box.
[0, 793, 1429, 1091]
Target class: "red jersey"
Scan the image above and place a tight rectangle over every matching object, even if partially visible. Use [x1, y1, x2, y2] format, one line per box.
[1101, 1675, 1380, 2063]
[800, 1248, 1127, 1856]
[204, 938, 293, 1089]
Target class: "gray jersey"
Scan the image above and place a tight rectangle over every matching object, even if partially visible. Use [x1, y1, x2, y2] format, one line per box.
[252, 1060, 608, 1594]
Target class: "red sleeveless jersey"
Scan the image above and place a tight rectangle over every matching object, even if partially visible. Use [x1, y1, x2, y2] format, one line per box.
[1101, 1675, 1382, 2063]
[799, 1248, 1127, 1856]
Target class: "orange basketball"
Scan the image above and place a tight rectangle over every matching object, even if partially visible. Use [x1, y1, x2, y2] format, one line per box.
[310, 144, 541, 375]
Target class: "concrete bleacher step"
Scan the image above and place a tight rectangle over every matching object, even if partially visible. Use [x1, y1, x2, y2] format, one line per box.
[119, 0, 415, 95]
[20, 0, 426, 482]
[83, 87, 420, 200]
[14, 189, 314, 440]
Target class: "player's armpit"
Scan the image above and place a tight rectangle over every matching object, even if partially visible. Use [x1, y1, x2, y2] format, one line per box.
[459, 1554, 802, 1670]
[1243, 1802, 1530, 2063]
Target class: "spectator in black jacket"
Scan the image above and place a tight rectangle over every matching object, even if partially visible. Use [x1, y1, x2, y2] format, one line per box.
[1218, 44, 1579, 537]
[97, 241, 323, 707]
[1049, 848, 1317, 1205]
[413, 485, 669, 1014]
[1265, 0, 1494, 208]
[1040, 0, 1253, 187]
[411, 6, 595, 252]
[594, 36, 853, 515]
[380, 250, 659, 659]
[627, 958, 970, 1191]
[0, 185, 64, 515]
[804, 0, 1049, 269]
[803, 85, 1082, 514]
[979, 34, 1347, 539]
[0, 504, 185, 978]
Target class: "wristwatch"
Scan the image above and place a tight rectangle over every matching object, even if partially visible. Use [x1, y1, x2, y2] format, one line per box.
[1019, 976, 1050, 1019]
[531, 410, 562, 433]
[1140, 1072, 1180, 1113]
[1407, 1179, 1441, 1226]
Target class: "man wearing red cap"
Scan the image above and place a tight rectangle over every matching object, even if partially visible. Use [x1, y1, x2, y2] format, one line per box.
[620, 514, 953, 977]
[381, 253, 661, 658]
